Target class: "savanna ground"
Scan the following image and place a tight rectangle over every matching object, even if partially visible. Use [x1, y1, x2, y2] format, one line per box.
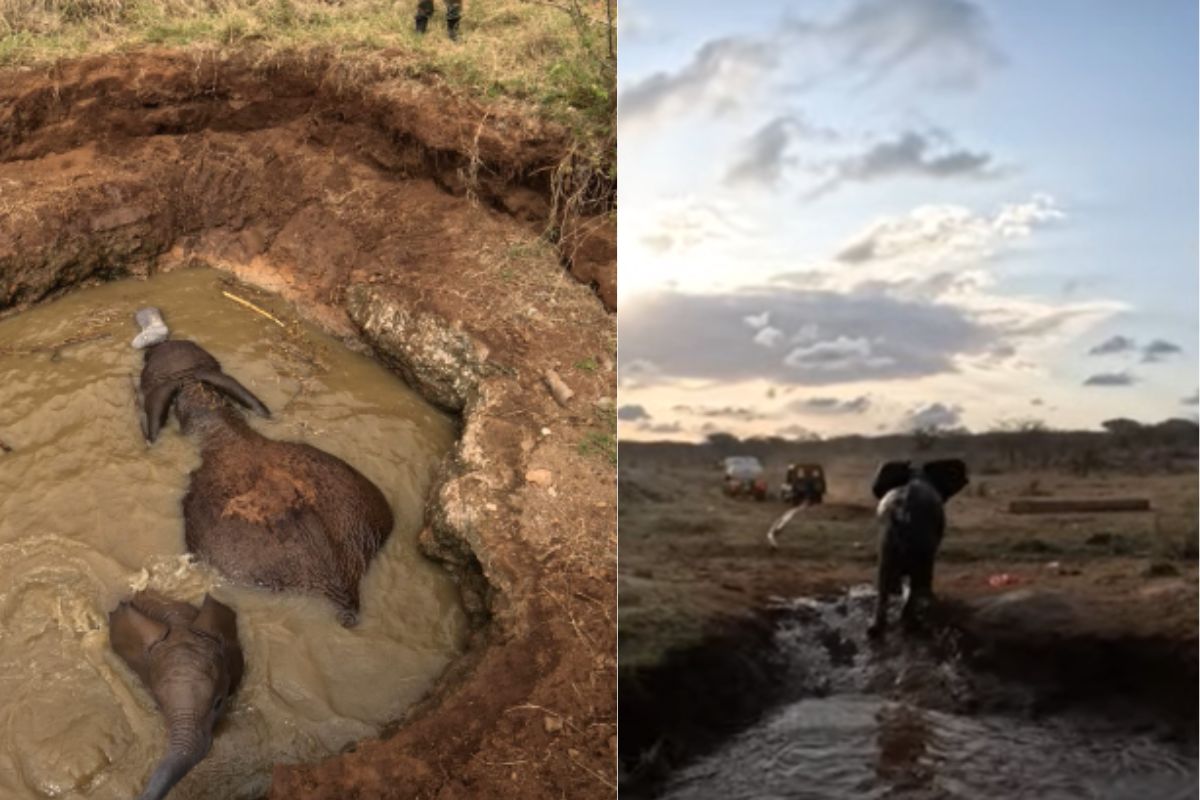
[1, 2, 616, 798]
[619, 425, 1198, 789]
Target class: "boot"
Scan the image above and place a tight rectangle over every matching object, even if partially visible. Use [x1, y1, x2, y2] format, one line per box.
[447, 16, 460, 41]
[414, 15, 428, 34]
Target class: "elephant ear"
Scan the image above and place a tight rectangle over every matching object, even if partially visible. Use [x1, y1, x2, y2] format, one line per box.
[198, 370, 270, 418]
[192, 594, 244, 693]
[142, 382, 180, 444]
[871, 460, 913, 500]
[920, 458, 969, 502]
[109, 601, 170, 685]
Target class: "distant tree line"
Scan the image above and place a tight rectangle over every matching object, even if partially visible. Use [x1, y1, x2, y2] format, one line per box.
[632, 417, 1199, 476]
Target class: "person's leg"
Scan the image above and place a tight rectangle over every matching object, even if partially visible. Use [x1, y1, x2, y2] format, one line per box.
[414, 0, 433, 33]
[446, 0, 463, 40]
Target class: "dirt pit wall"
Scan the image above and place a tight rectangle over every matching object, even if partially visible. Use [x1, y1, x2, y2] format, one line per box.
[0, 49, 616, 799]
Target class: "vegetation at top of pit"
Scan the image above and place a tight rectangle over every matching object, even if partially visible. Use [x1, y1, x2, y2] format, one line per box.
[0, 0, 616, 161]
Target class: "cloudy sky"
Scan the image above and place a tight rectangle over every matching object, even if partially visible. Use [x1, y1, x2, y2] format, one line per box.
[618, 0, 1198, 441]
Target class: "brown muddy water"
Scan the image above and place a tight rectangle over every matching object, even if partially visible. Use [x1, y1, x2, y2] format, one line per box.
[660, 589, 1197, 800]
[0, 268, 465, 799]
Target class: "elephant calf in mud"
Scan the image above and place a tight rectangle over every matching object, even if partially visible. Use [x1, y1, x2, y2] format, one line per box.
[131, 307, 394, 626]
[867, 458, 968, 638]
[110, 591, 243, 800]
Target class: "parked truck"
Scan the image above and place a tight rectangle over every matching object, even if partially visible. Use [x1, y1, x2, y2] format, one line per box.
[781, 463, 826, 505]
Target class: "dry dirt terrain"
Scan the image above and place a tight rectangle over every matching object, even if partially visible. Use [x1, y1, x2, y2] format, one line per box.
[619, 431, 1198, 792]
[0, 48, 616, 799]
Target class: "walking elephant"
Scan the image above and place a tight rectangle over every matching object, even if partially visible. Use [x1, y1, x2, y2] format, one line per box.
[132, 307, 395, 626]
[867, 458, 968, 638]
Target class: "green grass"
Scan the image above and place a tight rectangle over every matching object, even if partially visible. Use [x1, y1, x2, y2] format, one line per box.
[578, 401, 616, 465]
[0, 0, 615, 152]
[578, 429, 616, 465]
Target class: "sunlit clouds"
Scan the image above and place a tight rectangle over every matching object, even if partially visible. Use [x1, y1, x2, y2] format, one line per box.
[618, 0, 1197, 439]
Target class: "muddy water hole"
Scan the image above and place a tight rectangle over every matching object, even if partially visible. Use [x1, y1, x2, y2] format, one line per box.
[657, 590, 1197, 800]
[0, 268, 465, 799]
[0, 49, 618, 800]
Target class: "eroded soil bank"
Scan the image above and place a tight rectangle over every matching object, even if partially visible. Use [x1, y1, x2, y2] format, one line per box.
[622, 590, 1198, 799]
[0, 49, 616, 799]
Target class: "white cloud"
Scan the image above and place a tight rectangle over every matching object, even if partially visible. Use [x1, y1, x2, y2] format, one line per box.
[816, 195, 1113, 357]
[783, 335, 897, 372]
[901, 401, 964, 430]
[637, 196, 757, 256]
[743, 311, 770, 329]
[753, 326, 785, 347]
[833, 194, 1063, 277]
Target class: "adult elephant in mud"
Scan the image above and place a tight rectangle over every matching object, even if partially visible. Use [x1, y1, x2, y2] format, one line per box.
[110, 591, 243, 800]
[867, 458, 968, 638]
[131, 308, 394, 626]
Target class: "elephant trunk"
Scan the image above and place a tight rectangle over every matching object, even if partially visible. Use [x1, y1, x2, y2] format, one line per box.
[136, 712, 211, 800]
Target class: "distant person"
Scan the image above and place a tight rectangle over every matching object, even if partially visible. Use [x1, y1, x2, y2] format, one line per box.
[415, 0, 462, 41]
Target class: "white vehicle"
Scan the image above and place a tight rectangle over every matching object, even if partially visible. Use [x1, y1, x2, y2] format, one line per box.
[721, 456, 767, 500]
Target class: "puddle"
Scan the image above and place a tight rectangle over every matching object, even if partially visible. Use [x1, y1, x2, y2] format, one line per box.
[659, 590, 1197, 800]
[0, 268, 466, 799]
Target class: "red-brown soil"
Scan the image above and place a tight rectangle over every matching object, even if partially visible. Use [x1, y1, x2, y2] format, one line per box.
[0, 49, 616, 799]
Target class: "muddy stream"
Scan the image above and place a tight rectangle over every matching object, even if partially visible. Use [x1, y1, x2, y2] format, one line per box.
[660, 589, 1196, 800]
[0, 268, 466, 799]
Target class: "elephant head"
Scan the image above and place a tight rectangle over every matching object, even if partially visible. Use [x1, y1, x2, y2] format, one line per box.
[871, 458, 969, 502]
[132, 307, 270, 443]
[110, 592, 244, 800]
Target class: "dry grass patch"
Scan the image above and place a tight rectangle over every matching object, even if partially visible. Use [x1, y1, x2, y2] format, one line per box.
[0, 0, 615, 149]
